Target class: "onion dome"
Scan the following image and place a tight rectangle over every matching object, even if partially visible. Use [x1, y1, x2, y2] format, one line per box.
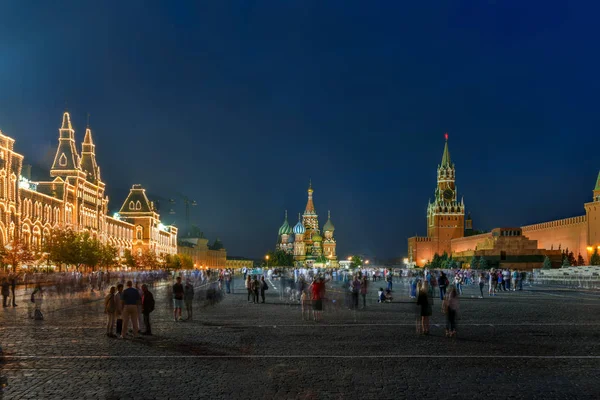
[323, 210, 335, 232]
[293, 213, 306, 235]
[278, 210, 292, 236]
[312, 232, 322, 242]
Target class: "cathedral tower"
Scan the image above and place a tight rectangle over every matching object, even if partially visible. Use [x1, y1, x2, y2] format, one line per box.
[80, 124, 101, 184]
[322, 210, 337, 261]
[426, 134, 465, 253]
[302, 180, 320, 259]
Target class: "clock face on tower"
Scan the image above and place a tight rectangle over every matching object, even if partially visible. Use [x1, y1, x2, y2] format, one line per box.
[443, 188, 453, 201]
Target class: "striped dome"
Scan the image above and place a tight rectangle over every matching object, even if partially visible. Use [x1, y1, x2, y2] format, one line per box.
[278, 211, 292, 236]
[293, 213, 306, 235]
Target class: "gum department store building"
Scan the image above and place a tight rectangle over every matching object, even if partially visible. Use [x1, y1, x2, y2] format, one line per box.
[0, 112, 178, 266]
[408, 136, 600, 269]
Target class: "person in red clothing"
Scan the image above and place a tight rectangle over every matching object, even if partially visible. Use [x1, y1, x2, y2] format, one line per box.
[309, 275, 329, 322]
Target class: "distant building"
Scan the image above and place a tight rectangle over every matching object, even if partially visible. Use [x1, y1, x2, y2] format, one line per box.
[0, 112, 177, 268]
[408, 136, 466, 266]
[407, 135, 600, 268]
[276, 181, 338, 268]
[226, 256, 254, 270]
[452, 228, 562, 270]
[178, 228, 226, 269]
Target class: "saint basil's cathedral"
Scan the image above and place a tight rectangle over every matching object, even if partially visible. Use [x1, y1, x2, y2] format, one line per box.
[276, 182, 338, 267]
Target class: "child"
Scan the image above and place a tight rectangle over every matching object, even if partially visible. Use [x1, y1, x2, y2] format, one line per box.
[378, 288, 385, 303]
[384, 289, 393, 303]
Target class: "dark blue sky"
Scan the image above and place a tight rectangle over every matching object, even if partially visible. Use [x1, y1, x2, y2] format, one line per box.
[0, 1, 599, 259]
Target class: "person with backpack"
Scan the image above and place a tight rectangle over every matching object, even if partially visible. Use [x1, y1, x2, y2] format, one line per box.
[141, 284, 155, 335]
[260, 276, 268, 303]
[104, 286, 117, 338]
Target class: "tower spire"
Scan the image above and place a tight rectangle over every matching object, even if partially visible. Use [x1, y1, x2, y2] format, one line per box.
[51, 111, 81, 177]
[441, 133, 451, 167]
[80, 120, 100, 183]
[305, 180, 315, 214]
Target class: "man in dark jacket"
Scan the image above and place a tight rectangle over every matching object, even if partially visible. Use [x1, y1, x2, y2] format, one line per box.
[141, 284, 155, 336]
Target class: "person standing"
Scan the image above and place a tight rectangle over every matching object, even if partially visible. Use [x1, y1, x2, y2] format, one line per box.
[386, 271, 393, 292]
[184, 280, 194, 320]
[10, 274, 18, 307]
[32, 283, 44, 320]
[252, 276, 260, 304]
[135, 282, 144, 330]
[416, 281, 432, 335]
[478, 273, 485, 298]
[438, 272, 449, 301]
[172, 276, 184, 321]
[360, 275, 368, 309]
[444, 286, 459, 338]
[351, 275, 360, 310]
[141, 284, 155, 335]
[245, 276, 252, 303]
[114, 284, 124, 336]
[1, 279, 9, 308]
[104, 286, 117, 338]
[120, 281, 140, 339]
[260, 276, 268, 303]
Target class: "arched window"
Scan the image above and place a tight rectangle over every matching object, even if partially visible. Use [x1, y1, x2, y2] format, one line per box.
[129, 201, 135, 210]
[135, 201, 141, 210]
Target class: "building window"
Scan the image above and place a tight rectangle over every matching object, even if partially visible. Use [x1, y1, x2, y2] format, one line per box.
[135, 201, 141, 210]
[59, 153, 67, 167]
[129, 201, 134, 210]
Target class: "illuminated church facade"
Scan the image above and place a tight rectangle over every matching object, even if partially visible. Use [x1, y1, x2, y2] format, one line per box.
[0, 111, 178, 267]
[276, 182, 338, 267]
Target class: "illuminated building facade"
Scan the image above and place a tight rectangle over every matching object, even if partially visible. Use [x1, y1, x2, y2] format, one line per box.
[0, 111, 177, 267]
[277, 182, 338, 267]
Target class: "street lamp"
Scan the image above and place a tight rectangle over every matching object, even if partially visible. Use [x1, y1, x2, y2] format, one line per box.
[265, 255, 269, 270]
[347, 256, 352, 261]
[365, 260, 370, 265]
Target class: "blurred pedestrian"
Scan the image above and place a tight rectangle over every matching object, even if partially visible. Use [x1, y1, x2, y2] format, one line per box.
[173, 276, 184, 321]
[10, 274, 18, 307]
[416, 281, 432, 335]
[184, 280, 194, 320]
[252, 276, 260, 304]
[141, 284, 155, 335]
[104, 286, 117, 337]
[246, 276, 252, 303]
[115, 284, 124, 336]
[260, 276, 268, 303]
[443, 286, 459, 337]
[478, 273, 485, 298]
[1, 279, 9, 308]
[360, 275, 368, 309]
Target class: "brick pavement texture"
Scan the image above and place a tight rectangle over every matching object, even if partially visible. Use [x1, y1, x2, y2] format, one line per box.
[1, 278, 600, 399]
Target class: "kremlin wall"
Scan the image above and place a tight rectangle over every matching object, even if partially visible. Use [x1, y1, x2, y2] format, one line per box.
[408, 137, 600, 269]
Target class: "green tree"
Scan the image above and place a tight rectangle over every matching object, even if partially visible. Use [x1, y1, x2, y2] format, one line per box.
[180, 254, 194, 269]
[264, 250, 294, 267]
[138, 249, 159, 270]
[577, 253, 585, 266]
[98, 243, 118, 271]
[568, 251, 576, 266]
[479, 256, 488, 270]
[123, 249, 137, 270]
[350, 255, 363, 269]
[542, 255, 552, 269]
[562, 256, 571, 267]
[469, 256, 478, 269]
[591, 248, 600, 266]
[45, 228, 78, 271]
[0, 238, 36, 272]
[79, 232, 102, 271]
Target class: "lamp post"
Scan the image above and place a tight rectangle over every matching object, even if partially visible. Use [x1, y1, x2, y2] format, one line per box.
[265, 255, 269, 270]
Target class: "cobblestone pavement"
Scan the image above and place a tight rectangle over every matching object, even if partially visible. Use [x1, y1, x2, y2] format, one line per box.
[1, 277, 599, 399]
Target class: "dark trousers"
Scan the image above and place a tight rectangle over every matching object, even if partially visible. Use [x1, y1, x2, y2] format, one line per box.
[361, 293, 366, 308]
[479, 283, 484, 297]
[143, 312, 151, 334]
[439, 286, 446, 301]
[253, 290, 259, 303]
[11, 287, 16, 306]
[446, 309, 457, 331]
[260, 289, 265, 303]
[2, 295, 8, 307]
[247, 288, 252, 301]
[351, 292, 359, 309]
[387, 281, 393, 291]
[116, 319, 123, 335]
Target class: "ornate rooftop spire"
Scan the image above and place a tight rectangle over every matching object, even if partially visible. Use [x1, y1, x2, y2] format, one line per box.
[441, 133, 451, 167]
[305, 179, 315, 214]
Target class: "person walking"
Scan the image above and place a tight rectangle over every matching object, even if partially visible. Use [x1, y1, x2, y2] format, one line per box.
[135, 282, 144, 330]
[10, 274, 18, 307]
[416, 281, 432, 335]
[114, 284, 124, 336]
[104, 286, 117, 338]
[260, 276, 268, 303]
[184, 280, 194, 320]
[32, 283, 44, 320]
[120, 281, 140, 339]
[386, 271, 393, 292]
[489, 270, 497, 296]
[173, 276, 184, 321]
[309, 276, 327, 322]
[360, 275, 368, 309]
[141, 284, 155, 335]
[1, 278, 9, 308]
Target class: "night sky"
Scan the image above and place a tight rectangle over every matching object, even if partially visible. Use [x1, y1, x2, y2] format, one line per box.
[0, 1, 599, 260]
